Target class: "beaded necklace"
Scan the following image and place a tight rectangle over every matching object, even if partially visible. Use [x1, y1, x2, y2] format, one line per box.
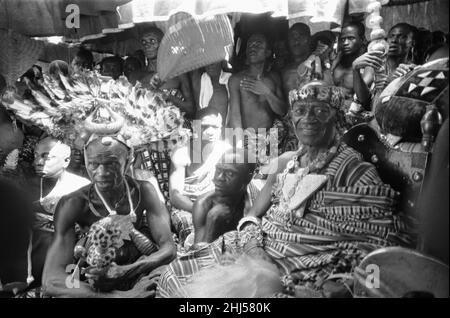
[90, 179, 137, 222]
[275, 137, 340, 228]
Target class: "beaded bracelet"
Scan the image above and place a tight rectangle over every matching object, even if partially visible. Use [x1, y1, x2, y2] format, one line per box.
[237, 216, 262, 232]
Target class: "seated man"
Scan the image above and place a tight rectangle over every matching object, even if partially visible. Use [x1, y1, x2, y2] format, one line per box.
[42, 134, 176, 297]
[189, 149, 255, 248]
[158, 82, 411, 298]
[169, 110, 231, 246]
[32, 137, 91, 232]
[228, 33, 286, 164]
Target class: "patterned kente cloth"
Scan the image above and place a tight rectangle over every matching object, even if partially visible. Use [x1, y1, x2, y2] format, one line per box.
[157, 143, 411, 297]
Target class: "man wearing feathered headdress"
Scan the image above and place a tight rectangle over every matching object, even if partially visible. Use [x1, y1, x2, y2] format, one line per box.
[43, 114, 176, 297]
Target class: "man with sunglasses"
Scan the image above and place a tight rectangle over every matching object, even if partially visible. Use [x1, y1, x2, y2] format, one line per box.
[158, 82, 411, 298]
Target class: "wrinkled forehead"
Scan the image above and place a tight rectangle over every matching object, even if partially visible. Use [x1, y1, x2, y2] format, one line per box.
[85, 139, 129, 160]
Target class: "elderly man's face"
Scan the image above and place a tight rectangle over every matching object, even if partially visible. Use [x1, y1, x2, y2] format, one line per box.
[141, 31, 161, 60]
[85, 138, 130, 192]
[34, 139, 70, 178]
[291, 101, 336, 147]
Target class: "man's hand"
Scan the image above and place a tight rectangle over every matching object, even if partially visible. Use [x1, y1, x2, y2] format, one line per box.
[393, 63, 416, 79]
[149, 73, 163, 90]
[374, 73, 389, 91]
[193, 190, 215, 214]
[352, 52, 384, 71]
[84, 262, 144, 291]
[312, 41, 329, 59]
[240, 77, 272, 96]
[109, 272, 160, 298]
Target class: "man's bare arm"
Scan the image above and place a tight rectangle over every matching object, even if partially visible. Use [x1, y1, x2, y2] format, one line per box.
[352, 52, 383, 110]
[134, 182, 177, 272]
[246, 153, 293, 220]
[227, 74, 243, 129]
[42, 196, 106, 297]
[169, 146, 194, 212]
[192, 190, 215, 244]
[171, 74, 195, 118]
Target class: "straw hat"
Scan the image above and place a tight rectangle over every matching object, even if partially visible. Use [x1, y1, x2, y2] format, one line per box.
[0, 29, 44, 86]
[157, 13, 234, 81]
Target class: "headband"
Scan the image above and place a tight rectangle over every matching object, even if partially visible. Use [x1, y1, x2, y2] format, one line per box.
[289, 81, 348, 134]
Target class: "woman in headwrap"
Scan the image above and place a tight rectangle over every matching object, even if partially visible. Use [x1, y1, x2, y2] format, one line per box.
[157, 81, 411, 297]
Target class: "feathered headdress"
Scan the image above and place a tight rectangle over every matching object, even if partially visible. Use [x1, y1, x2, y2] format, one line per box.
[0, 70, 190, 149]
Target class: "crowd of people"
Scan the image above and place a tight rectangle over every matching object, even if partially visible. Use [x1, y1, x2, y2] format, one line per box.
[0, 18, 448, 298]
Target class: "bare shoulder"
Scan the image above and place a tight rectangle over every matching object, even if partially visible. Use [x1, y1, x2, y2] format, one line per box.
[171, 144, 190, 167]
[137, 179, 158, 197]
[54, 188, 89, 231]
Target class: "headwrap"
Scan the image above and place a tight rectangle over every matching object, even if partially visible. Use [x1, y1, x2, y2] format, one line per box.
[288, 81, 348, 134]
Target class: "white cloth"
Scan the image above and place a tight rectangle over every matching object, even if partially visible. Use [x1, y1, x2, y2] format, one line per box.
[39, 171, 90, 215]
[199, 71, 231, 109]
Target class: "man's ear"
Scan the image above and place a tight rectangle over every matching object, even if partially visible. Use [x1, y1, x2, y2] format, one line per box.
[63, 157, 71, 169]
